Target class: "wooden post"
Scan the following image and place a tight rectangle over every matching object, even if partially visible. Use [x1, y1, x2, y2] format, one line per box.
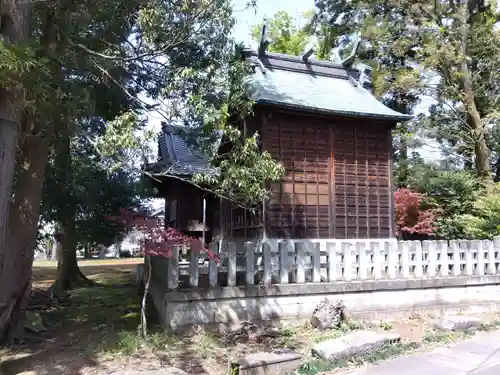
[202, 196, 207, 246]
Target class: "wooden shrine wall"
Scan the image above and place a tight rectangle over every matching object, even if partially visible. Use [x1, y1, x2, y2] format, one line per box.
[262, 109, 394, 239]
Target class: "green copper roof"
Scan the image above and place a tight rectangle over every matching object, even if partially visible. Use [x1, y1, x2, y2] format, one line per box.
[244, 53, 412, 122]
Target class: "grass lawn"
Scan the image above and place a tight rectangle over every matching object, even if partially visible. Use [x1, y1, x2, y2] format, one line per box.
[31, 258, 142, 289]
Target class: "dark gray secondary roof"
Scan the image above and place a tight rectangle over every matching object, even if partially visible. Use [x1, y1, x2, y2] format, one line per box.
[244, 50, 412, 121]
[151, 123, 215, 177]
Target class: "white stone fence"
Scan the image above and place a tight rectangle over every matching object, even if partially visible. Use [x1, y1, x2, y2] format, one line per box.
[150, 237, 500, 290]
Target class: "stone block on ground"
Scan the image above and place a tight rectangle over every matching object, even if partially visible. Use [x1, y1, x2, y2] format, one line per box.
[434, 315, 483, 332]
[231, 349, 302, 375]
[311, 330, 401, 362]
[311, 298, 346, 331]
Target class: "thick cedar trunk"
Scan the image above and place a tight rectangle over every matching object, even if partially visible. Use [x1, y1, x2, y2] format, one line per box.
[49, 131, 93, 296]
[0, 119, 18, 259]
[0, 0, 32, 314]
[0, 120, 52, 343]
[49, 221, 94, 296]
[458, 4, 491, 181]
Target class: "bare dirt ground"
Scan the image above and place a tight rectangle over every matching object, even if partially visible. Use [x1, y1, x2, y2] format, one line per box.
[1, 260, 499, 375]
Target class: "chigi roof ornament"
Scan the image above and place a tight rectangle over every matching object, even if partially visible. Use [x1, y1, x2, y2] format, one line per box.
[331, 33, 374, 91]
[258, 24, 271, 57]
[331, 32, 362, 69]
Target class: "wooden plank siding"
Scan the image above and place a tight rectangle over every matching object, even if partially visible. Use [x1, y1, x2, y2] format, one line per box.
[263, 110, 393, 239]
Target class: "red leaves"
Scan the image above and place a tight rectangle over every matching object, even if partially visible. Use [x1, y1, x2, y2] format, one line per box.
[394, 188, 437, 237]
[106, 208, 219, 261]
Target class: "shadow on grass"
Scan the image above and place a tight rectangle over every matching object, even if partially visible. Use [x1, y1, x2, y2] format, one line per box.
[0, 276, 219, 375]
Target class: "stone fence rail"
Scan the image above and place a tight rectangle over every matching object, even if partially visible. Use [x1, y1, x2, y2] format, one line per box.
[149, 237, 500, 290]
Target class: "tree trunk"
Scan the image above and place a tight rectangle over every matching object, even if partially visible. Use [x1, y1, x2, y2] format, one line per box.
[0, 0, 32, 291]
[0, 119, 18, 260]
[115, 240, 121, 258]
[50, 237, 58, 261]
[458, 4, 491, 181]
[0, 118, 52, 343]
[84, 242, 90, 259]
[49, 221, 94, 296]
[49, 131, 93, 296]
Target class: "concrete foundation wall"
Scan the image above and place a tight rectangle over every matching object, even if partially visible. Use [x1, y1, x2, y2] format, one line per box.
[152, 276, 500, 331]
[147, 237, 500, 331]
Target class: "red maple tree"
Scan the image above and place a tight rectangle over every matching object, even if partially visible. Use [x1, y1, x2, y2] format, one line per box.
[394, 188, 437, 237]
[107, 208, 218, 260]
[107, 208, 218, 337]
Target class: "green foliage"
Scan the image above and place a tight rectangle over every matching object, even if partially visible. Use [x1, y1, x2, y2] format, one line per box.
[409, 169, 481, 239]
[251, 11, 313, 55]
[193, 125, 285, 206]
[456, 184, 500, 239]
[94, 112, 154, 171]
[0, 41, 44, 93]
[41, 134, 147, 247]
[163, 41, 285, 206]
[25, 0, 282, 243]
[313, 0, 500, 180]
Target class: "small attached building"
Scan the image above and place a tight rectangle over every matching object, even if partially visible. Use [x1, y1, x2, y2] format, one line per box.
[146, 124, 219, 245]
[146, 45, 411, 245]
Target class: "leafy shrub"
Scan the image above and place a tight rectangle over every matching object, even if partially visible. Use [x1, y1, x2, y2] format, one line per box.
[394, 188, 437, 238]
[409, 170, 481, 239]
[411, 170, 479, 213]
[456, 184, 500, 239]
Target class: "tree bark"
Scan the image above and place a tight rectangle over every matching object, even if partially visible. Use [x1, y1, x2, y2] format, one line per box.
[458, 4, 491, 181]
[49, 131, 93, 296]
[49, 221, 94, 296]
[49, 237, 58, 261]
[84, 242, 91, 259]
[0, 118, 52, 343]
[0, 0, 32, 291]
[0, 119, 18, 259]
